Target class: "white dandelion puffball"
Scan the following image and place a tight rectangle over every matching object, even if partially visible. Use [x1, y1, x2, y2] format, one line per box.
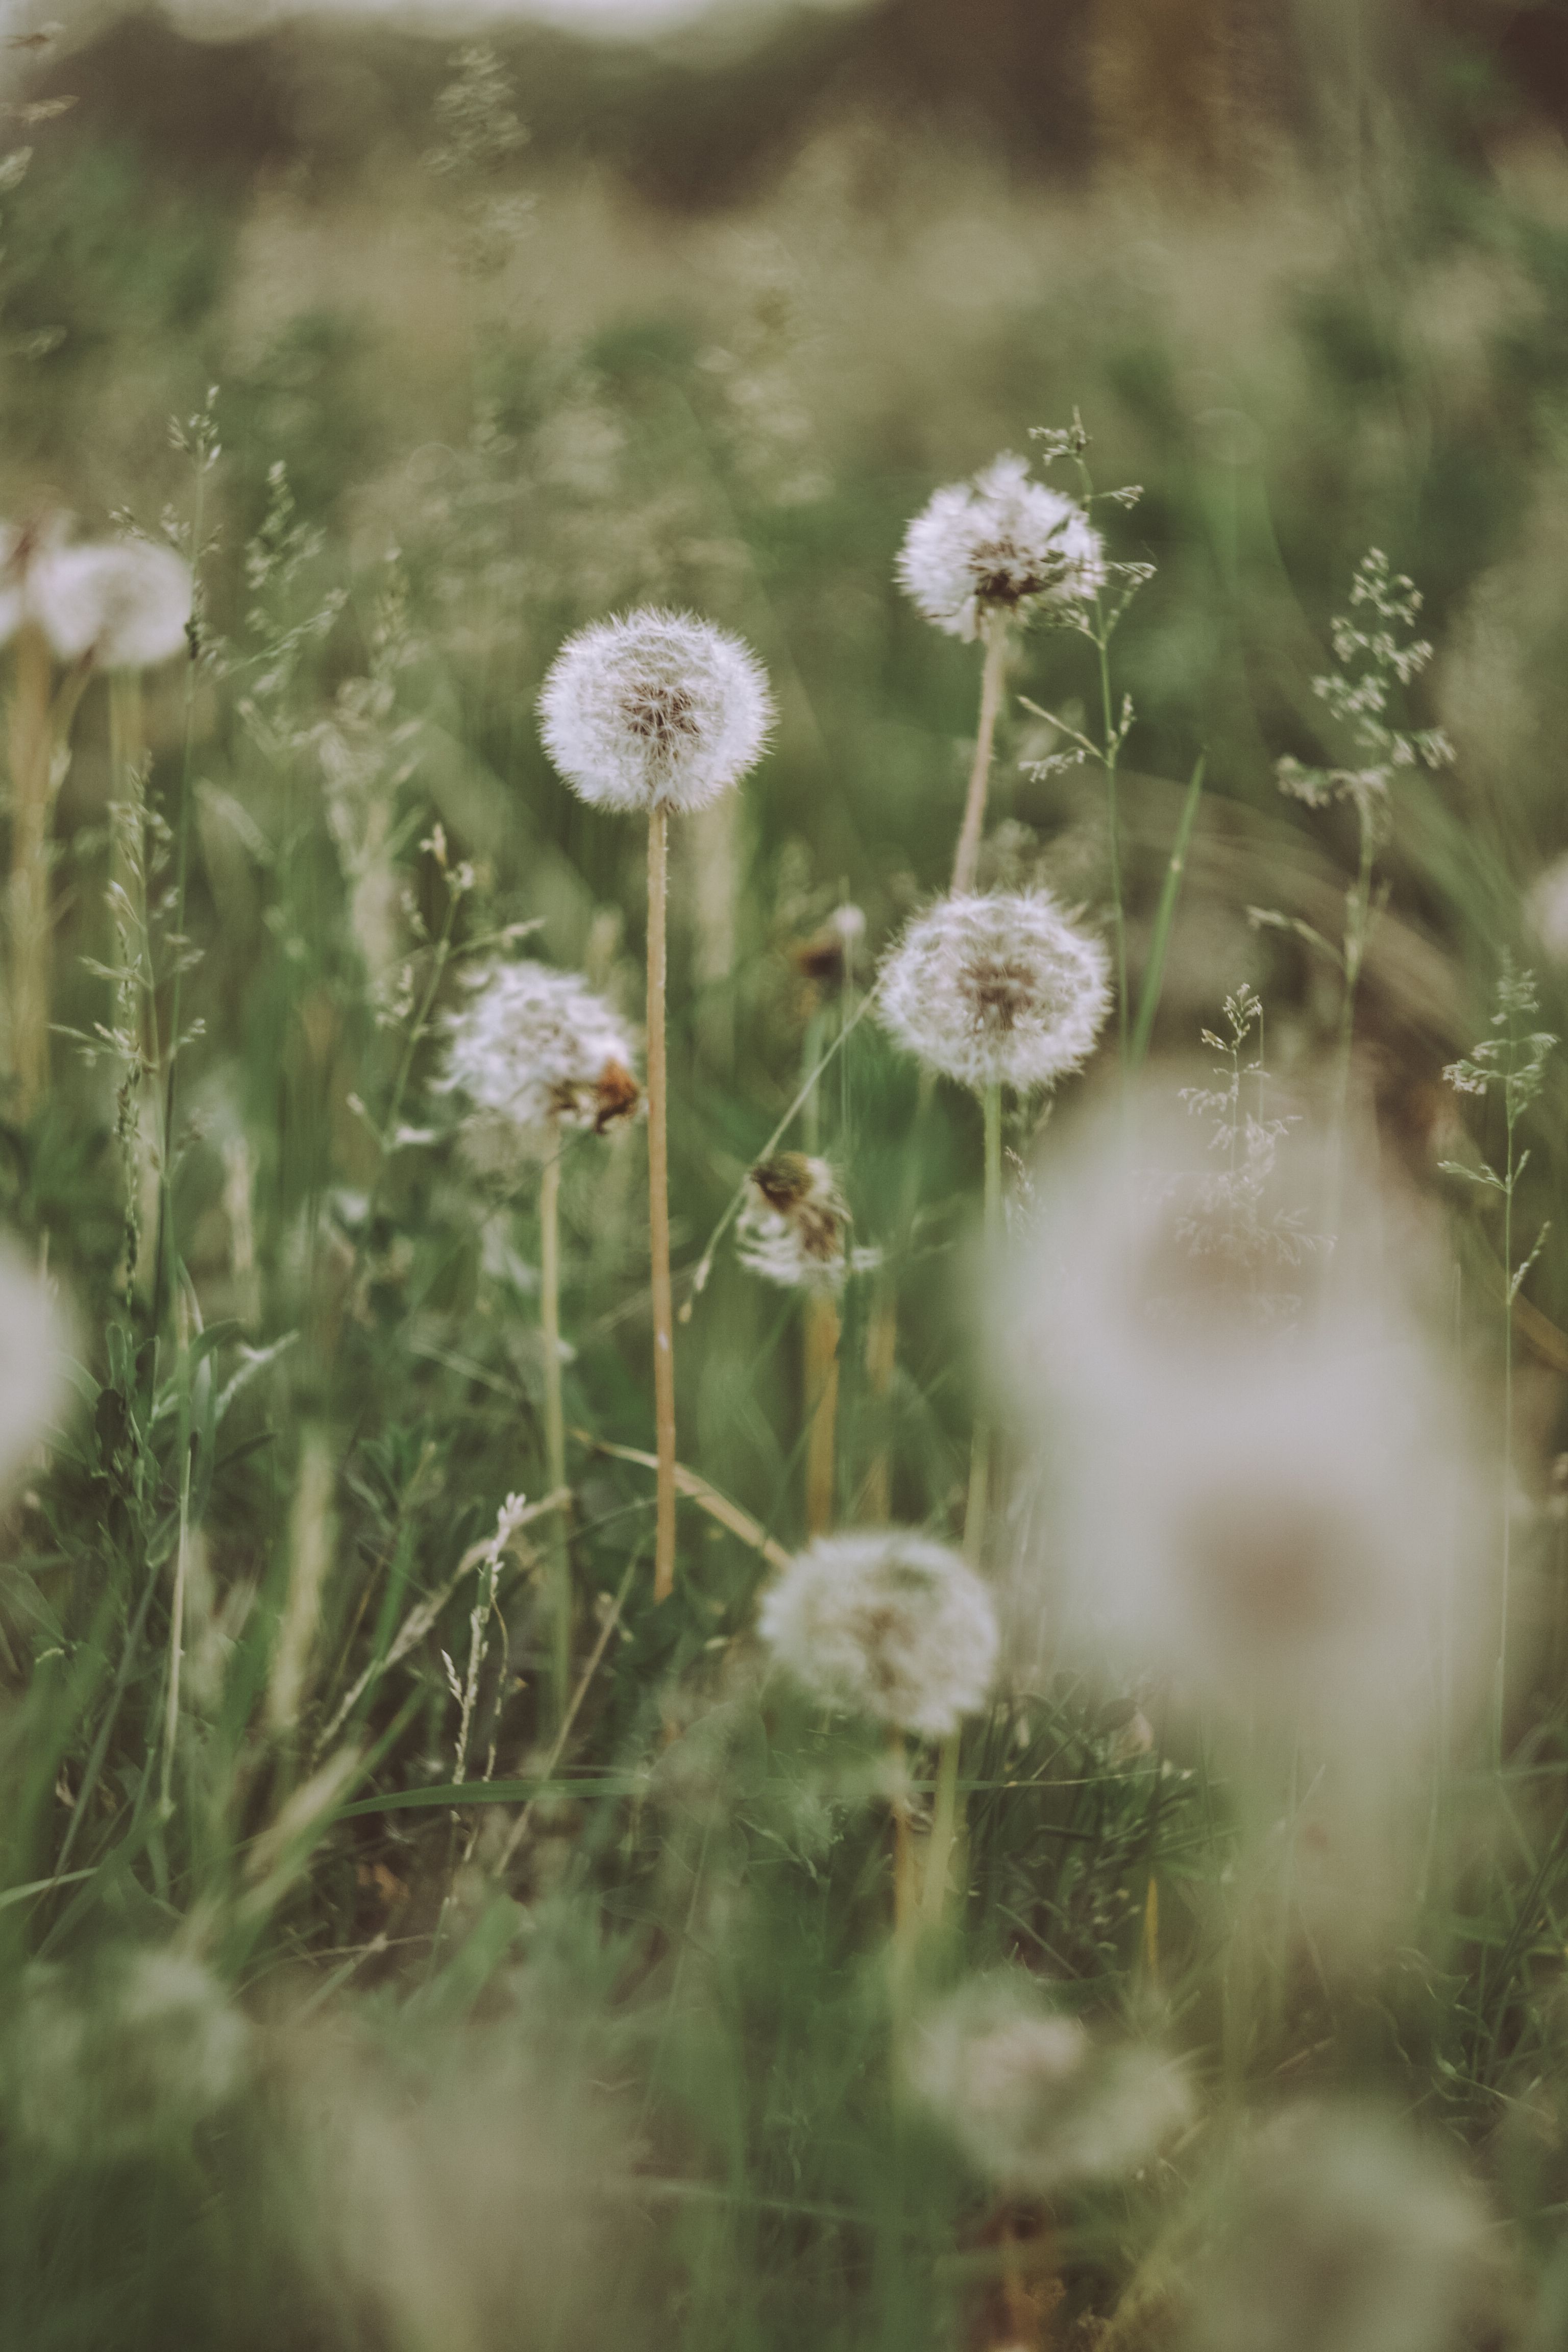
[997, 1101, 1483, 1738]
[538, 607, 774, 815]
[758, 1530, 999, 1738]
[1189, 2103, 1493, 2352]
[29, 538, 193, 671]
[15, 1949, 249, 2159]
[0, 516, 69, 647]
[878, 892, 1112, 1093]
[909, 1974, 1193, 2196]
[440, 960, 641, 1144]
[0, 1247, 70, 1489]
[736, 1153, 852, 1293]
[897, 453, 1106, 642]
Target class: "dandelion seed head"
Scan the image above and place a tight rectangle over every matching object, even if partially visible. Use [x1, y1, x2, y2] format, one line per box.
[736, 1153, 852, 1292]
[440, 960, 642, 1150]
[538, 607, 773, 814]
[910, 1973, 1193, 2195]
[15, 1948, 249, 2158]
[1189, 2103, 1493, 2352]
[897, 453, 1106, 642]
[878, 892, 1112, 1092]
[29, 538, 193, 671]
[758, 1529, 998, 1738]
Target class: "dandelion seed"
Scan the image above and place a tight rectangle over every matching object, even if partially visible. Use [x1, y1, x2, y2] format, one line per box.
[877, 892, 1112, 1093]
[28, 537, 193, 671]
[1188, 2103, 1493, 2352]
[440, 959, 642, 1149]
[538, 606, 773, 814]
[909, 1973, 1192, 2195]
[736, 1153, 853, 1292]
[897, 453, 1105, 643]
[758, 1529, 998, 1738]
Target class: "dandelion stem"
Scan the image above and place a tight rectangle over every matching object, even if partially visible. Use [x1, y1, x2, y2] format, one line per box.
[951, 615, 1008, 896]
[540, 1136, 572, 1727]
[1094, 619, 1128, 1055]
[803, 1289, 840, 1538]
[963, 1082, 1002, 1562]
[921, 1725, 962, 1930]
[647, 803, 678, 1603]
[889, 1727, 916, 1949]
[9, 622, 57, 1119]
[159, 1322, 193, 1819]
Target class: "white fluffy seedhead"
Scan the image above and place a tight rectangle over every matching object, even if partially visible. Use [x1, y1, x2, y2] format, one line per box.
[538, 607, 774, 814]
[440, 960, 641, 1147]
[909, 1973, 1193, 2196]
[1188, 2103, 1493, 2352]
[758, 1529, 998, 1739]
[897, 453, 1105, 642]
[28, 539, 193, 671]
[877, 892, 1112, 1093]
[736, 1153, 852, 1293]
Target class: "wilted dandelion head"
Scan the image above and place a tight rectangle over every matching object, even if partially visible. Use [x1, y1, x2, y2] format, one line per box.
[1186, 2103, 1494, 2352]
[910, 1972, 1193, 2196]
[538, 607, 773, 814]
[440, 959, 641, 1149]
[897, 453, 1105, 642]
[13, 1948, 249, 2160]
[878, 892, 1112, 1093]
[28, 538, 193, 671]
[736, 1153, 852, 1292]
[758, 1529, 999, 1738]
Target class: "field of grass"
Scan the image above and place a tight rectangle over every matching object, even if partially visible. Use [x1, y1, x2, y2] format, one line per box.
[2, 16, 1568, 2349]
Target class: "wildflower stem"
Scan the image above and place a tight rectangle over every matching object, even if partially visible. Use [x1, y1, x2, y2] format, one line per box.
[540, 1136, 572, 1727]
[951, 616, 1009, 896]
[1325, 804, 1377, 1237]
[921, 1728, 962, 1930]
[647, 804, 678, 1603]
[158, 1331, 193, 1820]
[1498, 1076, 1517, 1772]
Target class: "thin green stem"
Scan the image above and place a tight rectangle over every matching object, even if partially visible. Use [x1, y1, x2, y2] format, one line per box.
[540, 1139, 572, 1728]
[1094, 623, 1128, 1055]
[151, 463, 207, 1340]
[963, 1083, 1002, 1562]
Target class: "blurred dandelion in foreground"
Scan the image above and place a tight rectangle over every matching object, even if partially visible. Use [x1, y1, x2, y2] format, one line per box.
[736, 1153, 853, 1292]
[25, 537, 192, 672]
[541, 605, 773, 1603]
[14, 1949, 248, 2159]
[897, 453, 1104, 645]
[440, 958, 641, 1151]
[1000, 1100, 1482, 1739]
[878, 892, 1112, 1094]
[759, 1530, 998, 1738]
[909, 1972, 1192, 2195]
[1527, 850, 1568, 969]
[538, 606, 773, 816]
[1186, 2103, 1494, 2352]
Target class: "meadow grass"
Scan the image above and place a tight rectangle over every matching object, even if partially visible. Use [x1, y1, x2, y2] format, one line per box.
[0, 28, 1564, 2351]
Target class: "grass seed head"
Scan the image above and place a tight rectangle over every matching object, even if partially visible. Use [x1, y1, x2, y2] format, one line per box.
[13, 1949, 249, 2160]
[877, 890, 1112, 1093]
[758, 1528, 999, 1738]
[538, 606, 774, 814]
[897, 452, 1105, 642]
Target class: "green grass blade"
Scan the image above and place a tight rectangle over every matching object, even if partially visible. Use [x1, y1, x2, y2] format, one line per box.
[1129, 751, 1206, 1069]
